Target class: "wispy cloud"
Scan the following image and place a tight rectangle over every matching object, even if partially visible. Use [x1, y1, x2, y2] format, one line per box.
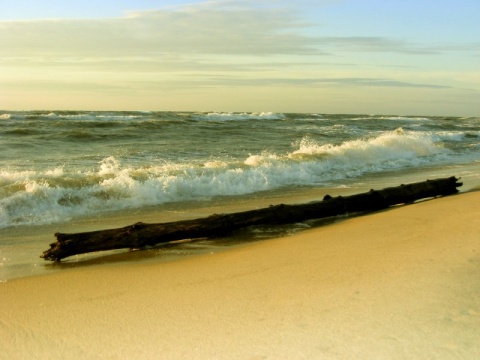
[0, 5, 316, 58]
[190, 76, 455, 90]
[313, 78, 453, 89]
[316, 37, 439, 55]
[317, 36, 480, 56]
[3, 1, 473, 61]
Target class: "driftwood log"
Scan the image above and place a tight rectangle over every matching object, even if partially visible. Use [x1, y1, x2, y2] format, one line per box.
[41, 176, 462, 261]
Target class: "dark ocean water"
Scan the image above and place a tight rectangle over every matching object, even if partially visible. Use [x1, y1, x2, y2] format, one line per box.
[1, 110, 479, 229]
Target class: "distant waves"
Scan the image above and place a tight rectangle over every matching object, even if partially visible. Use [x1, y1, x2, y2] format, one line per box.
[1, 111, 479, 227]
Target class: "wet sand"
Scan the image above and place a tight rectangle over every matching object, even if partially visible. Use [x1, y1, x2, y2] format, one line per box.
[1, 191, 479, 359]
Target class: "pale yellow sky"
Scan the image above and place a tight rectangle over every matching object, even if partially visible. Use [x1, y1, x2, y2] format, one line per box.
[1, 0, 479, 116]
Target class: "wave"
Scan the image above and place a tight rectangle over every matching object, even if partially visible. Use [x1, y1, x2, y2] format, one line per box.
[192, 112, 286, 121]
[378, 116, 432, 121]
[1, 111, 288, 124]
[0, 111, 151, 122]
[3, 128, 43, 136]
[0, 128, 459, 228]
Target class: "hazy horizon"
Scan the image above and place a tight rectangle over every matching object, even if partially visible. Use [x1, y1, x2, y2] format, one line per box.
[1, 0, 479, 117]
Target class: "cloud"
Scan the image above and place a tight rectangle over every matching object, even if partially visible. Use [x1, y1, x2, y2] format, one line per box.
[315, 37, 480, 56]
[314, 77, 452, 89]
[316, 37, 440, 55]
[193, 76, 454, 89]
[0, 4, 317, 58]
[2, 1, 476, 63]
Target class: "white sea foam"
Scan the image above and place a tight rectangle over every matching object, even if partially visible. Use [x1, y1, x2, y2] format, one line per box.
[0, 123, 475, 228]
[290, 128, 447, 160]
[379, 116, 432, 121]
[194, 112, 286, 121]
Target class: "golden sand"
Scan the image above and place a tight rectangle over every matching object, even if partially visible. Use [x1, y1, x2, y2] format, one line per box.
[1, 191, 479, 359]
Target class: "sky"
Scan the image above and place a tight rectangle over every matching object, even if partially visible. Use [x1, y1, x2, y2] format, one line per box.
[0, 0, 479, 116]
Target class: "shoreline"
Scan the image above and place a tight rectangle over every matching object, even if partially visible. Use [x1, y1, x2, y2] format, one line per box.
[1, 190, 479, 358]
[2, 171, 480, 282]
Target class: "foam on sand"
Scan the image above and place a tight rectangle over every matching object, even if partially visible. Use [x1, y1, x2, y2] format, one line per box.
[1, 191, 480, 359]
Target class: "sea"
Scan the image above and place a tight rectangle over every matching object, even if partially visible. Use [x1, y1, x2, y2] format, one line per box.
[1, 111, 480, 281]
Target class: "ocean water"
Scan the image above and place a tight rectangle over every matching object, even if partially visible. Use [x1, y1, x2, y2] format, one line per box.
[1, 111, 480, 280]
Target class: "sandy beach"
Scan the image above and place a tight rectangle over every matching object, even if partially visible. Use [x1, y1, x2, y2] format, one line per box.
[1, 190, 479, 359]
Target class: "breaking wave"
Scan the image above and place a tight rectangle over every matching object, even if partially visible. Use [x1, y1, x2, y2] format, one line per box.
[0, 128, 457, 228]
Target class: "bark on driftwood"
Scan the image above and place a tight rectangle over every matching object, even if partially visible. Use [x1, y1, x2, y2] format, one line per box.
[41, 176, 462, 261]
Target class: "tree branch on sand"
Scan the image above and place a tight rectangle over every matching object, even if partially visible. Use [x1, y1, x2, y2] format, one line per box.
[41, 177, 462, 262]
